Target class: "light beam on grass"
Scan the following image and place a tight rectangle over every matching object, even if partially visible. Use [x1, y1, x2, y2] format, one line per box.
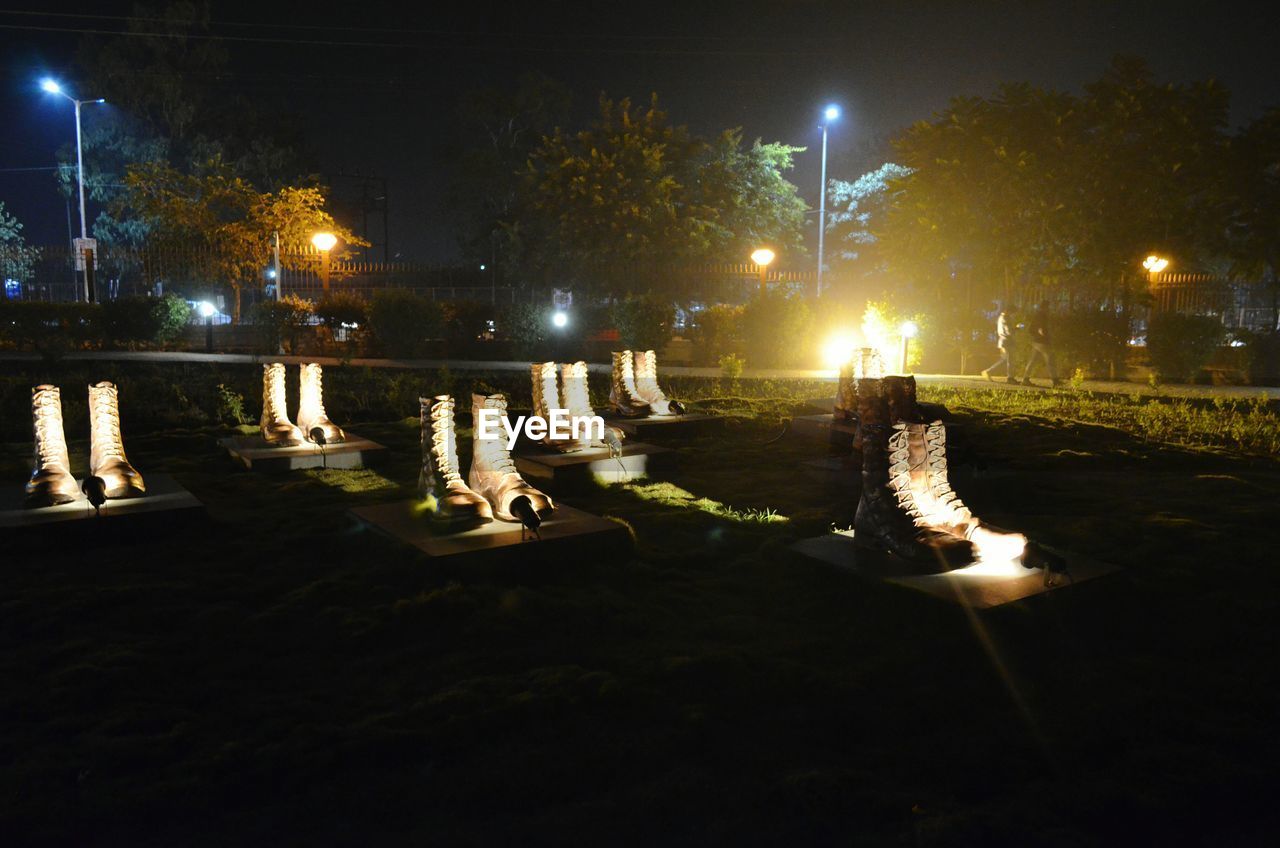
[623, 482, 787, 524]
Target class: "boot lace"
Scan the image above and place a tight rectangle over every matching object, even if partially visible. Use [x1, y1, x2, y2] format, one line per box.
[92, 385, 126, 461]
[428, 399, 464, 483]
[562, 362, 593, 417]
[267, 365, 289, 412]
[33, 390, 68, 470]
[474, 397, 519, 476]
[924, 422, 971, 524]
[887, 426, 928, 526]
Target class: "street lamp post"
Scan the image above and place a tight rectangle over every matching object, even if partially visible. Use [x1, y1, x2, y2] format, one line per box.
[750, 248, 775, 293]
[312, 232, 337, 291]
[817, 104, 840, 299]
[40, 79, 105, 303]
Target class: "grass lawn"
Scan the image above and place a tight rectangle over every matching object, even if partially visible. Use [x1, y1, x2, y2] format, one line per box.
[3, 371, 1280, 845]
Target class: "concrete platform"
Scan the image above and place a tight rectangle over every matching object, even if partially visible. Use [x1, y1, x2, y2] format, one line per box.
[600, 412, 724, 439]
[791, 529, 1117, 609]
[515, 442, 675, 490]
[350, 500, 631, 564]
[219, 433, 387, 471]
[0, 473, 205, 537]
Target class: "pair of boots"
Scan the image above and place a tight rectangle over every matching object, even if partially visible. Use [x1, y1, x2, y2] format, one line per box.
[855, 376, 1065, 577]
[260, 363, 345, 447]
[609, 350, 684, 418]
[419, 393, 554, 534]
[531, 360, 624, 453]
[25, 382, 145, 508]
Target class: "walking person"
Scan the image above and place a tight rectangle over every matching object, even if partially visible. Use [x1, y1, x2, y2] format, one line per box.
[981, 305, 1014, 382]
[1020, 302, 1059, 387]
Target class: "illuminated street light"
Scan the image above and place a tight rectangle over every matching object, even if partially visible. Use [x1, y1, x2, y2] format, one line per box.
[311, 232, 337, 291]
[750, 247, 775, 292]
[39, 78, 106, 303]
[899, 320, 918, 374]
[1142, 254, 1170, 275]
[817, 103, 841, 298]
[552, 310, 569, 329]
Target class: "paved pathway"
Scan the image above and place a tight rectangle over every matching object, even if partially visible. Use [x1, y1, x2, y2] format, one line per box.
[1, 350, 1276, 399]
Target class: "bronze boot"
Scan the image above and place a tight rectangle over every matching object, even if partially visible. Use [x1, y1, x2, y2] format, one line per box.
[260, 363, 304, 446]
[297, 363, 346, 444]
[633, 350, 684, 416]
[88, 381, 146, 499]
[853, 389, 976, 570]
[608, 351, 651, 418]
[418, 395, 493, 527]
[24, 385, 80, 508]
[562, 361, 625, 450]
[468, 393, 554, 530]
[531, 361, 579, 452]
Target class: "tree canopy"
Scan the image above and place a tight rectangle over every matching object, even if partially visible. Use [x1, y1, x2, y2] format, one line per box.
[493, 93, 806, 296]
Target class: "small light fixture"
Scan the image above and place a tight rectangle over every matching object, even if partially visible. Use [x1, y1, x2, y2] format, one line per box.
[552, 311, 569, 329]
[750, 248, 776, 267]
[198, 301, 217, 319]
[900, 320, 918, 339]
[824, 105, 840, 122]
[311, 232, 337, 252]
[40, 78, 61, 94]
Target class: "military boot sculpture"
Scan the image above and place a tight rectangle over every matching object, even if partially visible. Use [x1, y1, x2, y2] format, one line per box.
[880, 375, 1068, 581]
[88, 381, 146, 499]
[562, 361, 625, 452]
[531, 361, 580, 452]
[297, 363, 345, 445]
[260, 363, 305, 446]
[632, 350, 684, 416]
[469, 393, 555, 536]
[853, 382, 977, 570]
[608, 351, 651, 418]
[24, 385, 80, 507]
[417, 395, 493, 528]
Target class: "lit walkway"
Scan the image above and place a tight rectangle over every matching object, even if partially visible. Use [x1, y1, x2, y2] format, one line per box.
[1, 350, 1276, 399]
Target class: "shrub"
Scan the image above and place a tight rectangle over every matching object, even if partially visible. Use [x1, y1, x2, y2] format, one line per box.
[252, 294, 314, 354]
[314, 292, 367, 330]
[367, 289, 443, 358]
[719, 352, 745, 379]
[497, 302, 549, 358]
[610, 295, 674, 351]
[1052, 307, 1131, 379]
[99, 295, 192, 350]
[691, 304, 744, 365]
[1146, 313, 1225, 382]
[152, 295, 192, 346]
[442, 300, 495, 342]
[0, 301, 99, 360]
[740, 290, 813, 368]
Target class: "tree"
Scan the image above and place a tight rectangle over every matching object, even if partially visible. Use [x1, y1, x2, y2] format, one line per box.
[827, 162, 912, 280]
[1223, 109, 1280, 329]
[514, 94, 807, 297]
[117, 159, 364, 320]
[446, 73, 572, 265]
[58, 1, 316, 242]
[0, 202, 40, 288]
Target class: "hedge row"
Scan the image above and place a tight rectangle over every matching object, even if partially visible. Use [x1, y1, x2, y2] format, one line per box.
[0, 296, 191, 356]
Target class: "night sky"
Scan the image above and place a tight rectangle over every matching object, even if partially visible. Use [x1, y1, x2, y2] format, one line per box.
[3, 1, 1278, 261]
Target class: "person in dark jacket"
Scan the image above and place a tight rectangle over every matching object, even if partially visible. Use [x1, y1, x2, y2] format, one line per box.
[981, 305, 1014, 382]
[1020, 302, 1059, 387]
